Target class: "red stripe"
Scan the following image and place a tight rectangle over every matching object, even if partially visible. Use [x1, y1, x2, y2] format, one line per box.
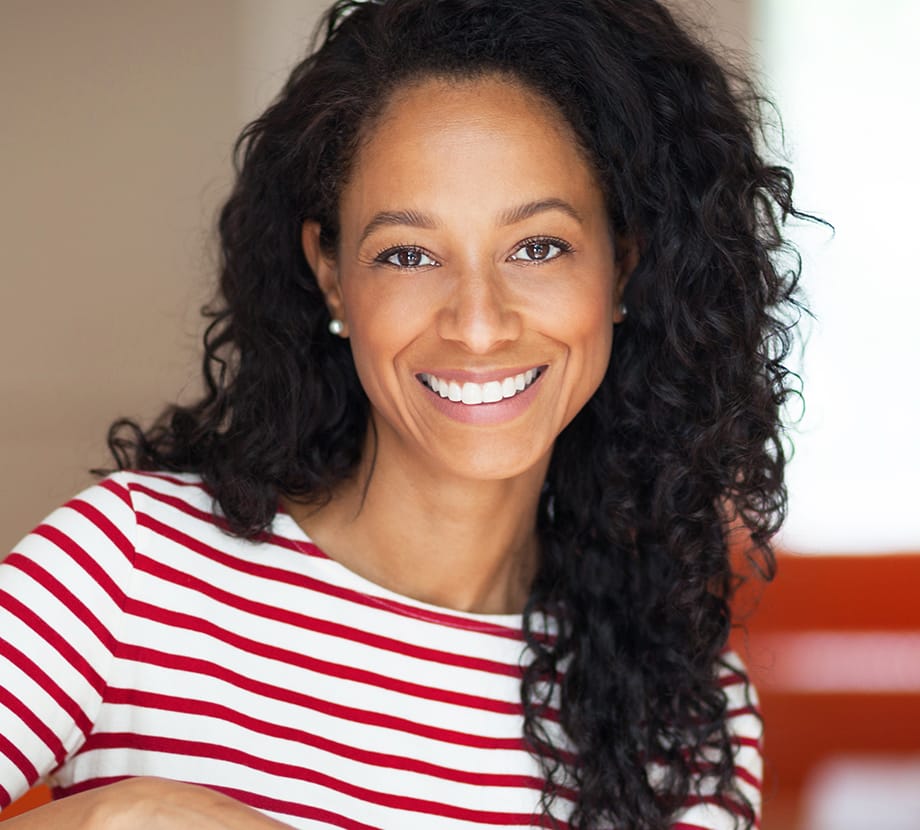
[0, 782, 11, 810]
[649, 744, 762, 792]
[732, 735, 762, 749]
[0, 683, 68, 767]
[1, 563, 110, 693]
[79, 732, 554, 826]
[214, 784, 386, 830]
[63, 499, 135, 563]
[726, 705, 759, 719]
[0, 731, 39, 786]
[683, 760, 761, 791]
[103, 686, 552, 793]
[126, 470, 210, 491]
[125, 592, 527, 717]
[99, 477, 133, 507]
[118, 644, 527, 751]
[130, 479, 528, 640]
[127, 480, 265, 546]
[733, 764, 762, 790]
[28, 525, 126, 609]
[217, 783, 566, 830]
[228, 783, 565, 829]
[133, 530, 524, 678]
[0, 639, 93, 738]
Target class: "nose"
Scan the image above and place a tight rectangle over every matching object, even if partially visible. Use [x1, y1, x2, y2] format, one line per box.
[435, 267, 522, 353]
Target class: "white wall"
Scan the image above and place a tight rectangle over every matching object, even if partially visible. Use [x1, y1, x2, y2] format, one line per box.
[757, 0, 920, 553]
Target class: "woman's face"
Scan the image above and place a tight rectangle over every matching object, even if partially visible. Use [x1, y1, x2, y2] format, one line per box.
[304, 75, 630, 482]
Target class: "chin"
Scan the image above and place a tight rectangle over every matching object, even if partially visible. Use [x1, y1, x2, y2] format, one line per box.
[435, 442, 551, 483]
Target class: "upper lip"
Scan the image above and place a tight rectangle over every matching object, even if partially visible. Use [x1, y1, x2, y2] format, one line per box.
[415, 365, 547, 384]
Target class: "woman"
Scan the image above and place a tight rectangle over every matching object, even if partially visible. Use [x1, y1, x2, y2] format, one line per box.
[0, 0, 803, 828]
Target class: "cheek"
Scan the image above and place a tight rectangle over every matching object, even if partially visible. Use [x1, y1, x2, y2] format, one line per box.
[548, 274, 616, 357]
[578, 309, 615, 381]
[556, 277, 617, 405]
[340, 285, 424, 402]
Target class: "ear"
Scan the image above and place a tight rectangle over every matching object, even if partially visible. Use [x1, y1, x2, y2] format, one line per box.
[613, 234, 640, 323]
[302, 220, 349, 336]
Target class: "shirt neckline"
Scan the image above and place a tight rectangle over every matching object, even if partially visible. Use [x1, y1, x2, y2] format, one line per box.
[272, 509, 528, 630]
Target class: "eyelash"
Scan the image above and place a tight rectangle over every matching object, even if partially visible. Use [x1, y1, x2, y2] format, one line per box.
[510, 236, 573, 264]
[372, 236, 574, 269]
[373, 245, 438, 269]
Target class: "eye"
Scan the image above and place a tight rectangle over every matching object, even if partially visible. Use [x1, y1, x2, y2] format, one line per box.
[374, 246, 439, 269]
[508, 237, 572, 263]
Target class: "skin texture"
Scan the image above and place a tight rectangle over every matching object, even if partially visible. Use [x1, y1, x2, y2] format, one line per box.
[296, 75, 632, 614]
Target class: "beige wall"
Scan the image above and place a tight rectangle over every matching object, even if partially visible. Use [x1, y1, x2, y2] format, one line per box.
[0, 0, 751, 554]
[0, 1, 328, 552]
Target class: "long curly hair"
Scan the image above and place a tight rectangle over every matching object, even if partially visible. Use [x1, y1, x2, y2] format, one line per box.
[107, 1, 806, 827]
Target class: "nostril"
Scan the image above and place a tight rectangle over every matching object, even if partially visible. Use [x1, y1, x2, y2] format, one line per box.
[436, 292, 522, 352]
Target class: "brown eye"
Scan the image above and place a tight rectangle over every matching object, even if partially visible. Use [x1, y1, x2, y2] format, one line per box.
[375, 246, 438, 268]
[509, 237, 570, 263]
[398, 249, 421, 267]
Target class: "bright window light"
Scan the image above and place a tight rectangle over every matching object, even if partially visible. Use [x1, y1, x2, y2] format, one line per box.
[755, 0, 920, 553]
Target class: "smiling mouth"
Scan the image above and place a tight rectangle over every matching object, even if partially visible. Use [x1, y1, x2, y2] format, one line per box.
[417, 367, 545, 405]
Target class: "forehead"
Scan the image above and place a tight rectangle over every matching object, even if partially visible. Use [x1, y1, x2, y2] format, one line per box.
[341, 74, 604, 223]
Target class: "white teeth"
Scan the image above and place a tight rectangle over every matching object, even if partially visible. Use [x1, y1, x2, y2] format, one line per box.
[461, 382, 483, 404]
[421, 368, 543, 406]
[482, 381, 503, 403]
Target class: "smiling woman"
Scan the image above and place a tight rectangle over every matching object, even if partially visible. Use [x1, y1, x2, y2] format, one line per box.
[300, 75, 622, 495]
[0, 1, 804, 829]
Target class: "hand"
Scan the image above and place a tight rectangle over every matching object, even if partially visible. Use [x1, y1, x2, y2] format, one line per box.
[1, 777, 293, 830]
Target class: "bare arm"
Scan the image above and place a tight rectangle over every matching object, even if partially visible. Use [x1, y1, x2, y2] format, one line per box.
[1, 778, 292, 830]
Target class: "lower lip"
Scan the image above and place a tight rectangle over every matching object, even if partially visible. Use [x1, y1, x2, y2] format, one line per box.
[419, 371, 546, 425]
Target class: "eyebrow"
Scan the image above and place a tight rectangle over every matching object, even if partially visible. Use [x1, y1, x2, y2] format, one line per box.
[358, 209, 436, 246]
[497, 197, 584, 227]
[357, 198, 583, 245]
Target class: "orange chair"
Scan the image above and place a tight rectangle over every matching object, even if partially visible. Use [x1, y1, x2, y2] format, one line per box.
[0, 784, 51, 821]
[732, 551, 920, 830]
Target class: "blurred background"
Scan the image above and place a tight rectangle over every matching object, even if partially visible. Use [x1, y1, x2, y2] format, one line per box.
[1, 1, 918, 827]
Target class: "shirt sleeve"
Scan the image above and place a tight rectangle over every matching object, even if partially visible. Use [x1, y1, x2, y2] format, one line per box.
[0, 474, 138, 810]
[668, 651, 764, 830]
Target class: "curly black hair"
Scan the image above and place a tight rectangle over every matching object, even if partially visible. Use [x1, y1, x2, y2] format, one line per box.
[106, 1, 806, 827]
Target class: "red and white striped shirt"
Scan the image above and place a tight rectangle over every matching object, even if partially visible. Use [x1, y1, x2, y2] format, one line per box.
[0, 471, 761, 828]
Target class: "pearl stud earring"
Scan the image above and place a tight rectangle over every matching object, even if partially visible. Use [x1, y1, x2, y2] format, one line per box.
[328, 318, 345, 336]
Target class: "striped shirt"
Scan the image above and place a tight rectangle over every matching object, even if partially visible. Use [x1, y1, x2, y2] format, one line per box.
[0, 471, 762, 828]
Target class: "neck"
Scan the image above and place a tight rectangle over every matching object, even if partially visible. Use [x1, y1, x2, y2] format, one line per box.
[287, 430, 548, 615]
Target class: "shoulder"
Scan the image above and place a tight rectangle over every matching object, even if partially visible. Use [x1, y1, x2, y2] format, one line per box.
[103, 469, 212, 507]
[5, 471, 215, 573]
[85, 469, 220, 536]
